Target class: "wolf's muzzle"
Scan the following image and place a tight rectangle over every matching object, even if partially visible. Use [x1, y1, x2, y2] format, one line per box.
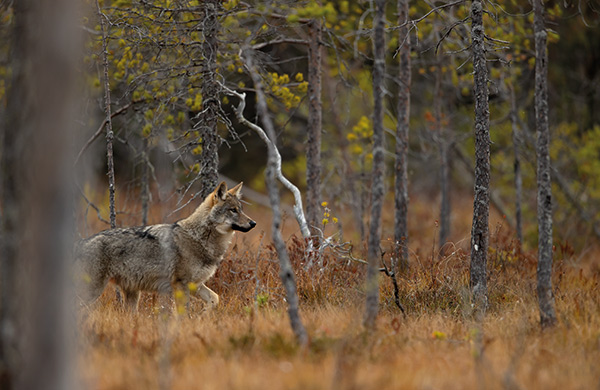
[232, 220, 256, 232]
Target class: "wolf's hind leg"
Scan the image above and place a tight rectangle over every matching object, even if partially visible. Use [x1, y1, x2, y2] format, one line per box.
[123, 289, 140, 312]
[77, 275, 109, 309]
[195, 283, 219, 309]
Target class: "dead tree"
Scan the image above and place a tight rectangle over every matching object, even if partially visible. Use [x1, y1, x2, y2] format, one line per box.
[395, 0, 411, 272]
[198, 0, 221, 199]
[533, 0, 558, 328]
[469, 0, 491, 314]
[509, 82, 524, 243]
[97, 0, 117, 229]
[364, 0, 386, 330]
[0, 0, 78, 388]
[238, 49, 308, 346]
[306, 16, 323, 234]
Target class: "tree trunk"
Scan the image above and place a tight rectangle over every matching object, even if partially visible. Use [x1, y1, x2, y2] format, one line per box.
[434, 53, 451, 252]
[323, 64, 365, 241]
[242, 49, 308, 346]
[533, 0, 558, 328]
[199, 0, 221, 199]
[364, 0, 386, 330]
[141, 138, 150, 226]
[469, 0, 490, 313]
[509, 82, 523, 243]
[395, 0, 411, 273]
[0, 0, 78, 388]
[306, 17, 323, 234]
[97, 0, 117, 229]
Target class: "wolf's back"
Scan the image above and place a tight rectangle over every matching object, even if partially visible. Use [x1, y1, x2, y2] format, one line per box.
[76, 224, 179, 298]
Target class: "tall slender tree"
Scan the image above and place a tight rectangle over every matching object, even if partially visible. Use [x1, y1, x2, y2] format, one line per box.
[509, 82, 524, 243]
[97, 0, 117, 229]
[364, 0, 386, 329]
[306, 14, 323, 234]
[242, 48, 308, 345]
[199, 0, 221, 199]
[469, 0, 491, 313]
[395, 0, 411, 272]
[533, 0, 557, 328]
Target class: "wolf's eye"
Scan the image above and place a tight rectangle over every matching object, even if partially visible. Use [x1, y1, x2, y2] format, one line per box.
[229, 208, 237, 213]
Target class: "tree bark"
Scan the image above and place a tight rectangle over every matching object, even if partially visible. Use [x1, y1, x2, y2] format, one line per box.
[199, 0, 221, 199]
[509, 82, 524, 243]
[242, 49, 308, 346]
[434, 51, 451, 252]
[533, 0, 558, 328]
[0, 0, 78, 388]
[469, 0, 490, 313]
[323, 64, 365, 241]
[141, 138, 150, 226]
[97, 0, 117, 229]
[306, 17, 323, 234]
[364, 0, 386, 330]
[395, 0, 411, 272]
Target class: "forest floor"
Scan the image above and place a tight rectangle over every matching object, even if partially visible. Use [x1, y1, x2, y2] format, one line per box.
[78, 192, 600, 390]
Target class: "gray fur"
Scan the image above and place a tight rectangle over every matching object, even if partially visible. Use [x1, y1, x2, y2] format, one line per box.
[75, 182, 255, 310]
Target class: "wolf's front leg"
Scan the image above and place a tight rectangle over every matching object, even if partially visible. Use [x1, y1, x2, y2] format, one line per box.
[195, 283, 219, 309]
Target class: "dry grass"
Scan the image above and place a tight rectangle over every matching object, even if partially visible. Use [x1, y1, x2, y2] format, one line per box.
[77, 192, 600, 390]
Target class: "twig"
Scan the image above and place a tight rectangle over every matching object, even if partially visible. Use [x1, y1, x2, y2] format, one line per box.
[74, 102, 133, 166]
[380, 251, 407, 315]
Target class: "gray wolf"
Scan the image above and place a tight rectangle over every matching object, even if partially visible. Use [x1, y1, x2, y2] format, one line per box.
[75, 181, 256, 311]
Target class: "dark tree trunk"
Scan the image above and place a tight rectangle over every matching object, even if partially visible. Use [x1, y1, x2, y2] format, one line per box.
[98, 1, 117, 229]
[243, 49, 308, 346]
[324, 65, 365, 241]
[509, 83, 523, 243]
[199, 0, 221, 199]
[469, 0, 491, 313]
[141, 138, 150, 226]
[0, 0, 78, 388]
[395, 0, 411, 273]
[434, 55, 451, 252]
[306, 17, 323, 234]
[364, 0, 386, 330]
[533, 0, 558, 328]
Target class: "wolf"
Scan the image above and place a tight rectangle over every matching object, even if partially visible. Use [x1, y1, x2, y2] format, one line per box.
[75, 181, 256, 311]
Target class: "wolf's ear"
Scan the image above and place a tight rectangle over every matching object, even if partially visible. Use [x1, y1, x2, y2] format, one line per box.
[228, 182, 243, 199]
[214, 181, 228, 201]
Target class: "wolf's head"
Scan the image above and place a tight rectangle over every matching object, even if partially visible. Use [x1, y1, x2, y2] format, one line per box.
[209, 181, 256, 234]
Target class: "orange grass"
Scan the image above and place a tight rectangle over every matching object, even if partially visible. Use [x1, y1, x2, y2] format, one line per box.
[77, 189, 600, 390]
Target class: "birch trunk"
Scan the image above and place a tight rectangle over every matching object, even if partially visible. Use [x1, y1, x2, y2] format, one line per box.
[306, 17, 323, 234]
[533, 0, 558, 328]
[469, 0, 491, 313]
[395, 0, 411, 272]
[364, 0, 386, 329]
[199, 0, 221, 199]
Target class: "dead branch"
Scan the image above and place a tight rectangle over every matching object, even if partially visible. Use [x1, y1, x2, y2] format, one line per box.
[74, 102, 133, 166]
[220, 82, 311, 241]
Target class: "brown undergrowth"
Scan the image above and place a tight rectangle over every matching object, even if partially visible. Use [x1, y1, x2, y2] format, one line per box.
[79, 218, 600, 390]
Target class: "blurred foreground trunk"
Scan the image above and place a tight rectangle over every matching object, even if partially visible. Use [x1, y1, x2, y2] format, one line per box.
[0, 0, 79, 389]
